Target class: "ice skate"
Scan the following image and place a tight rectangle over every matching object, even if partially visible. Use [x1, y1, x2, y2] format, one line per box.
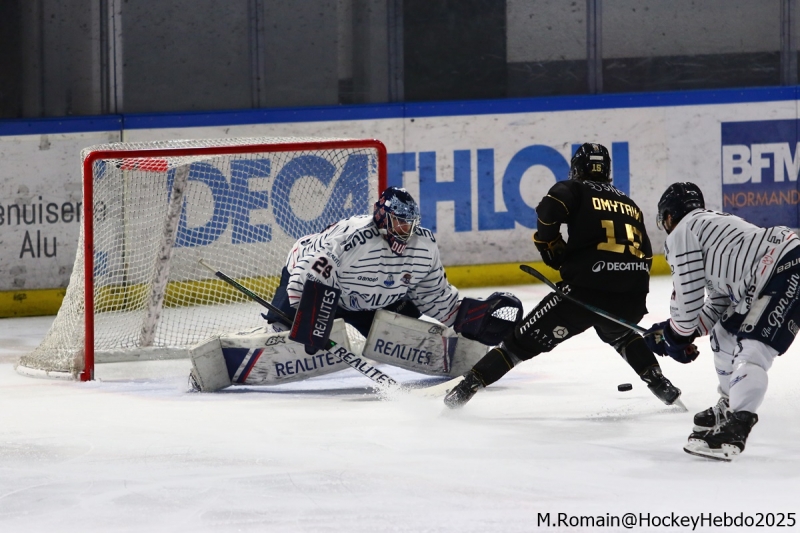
[693, 396, 729, 432]
[684, 411, 758, 462]
[443, 372, 484, 409]
[640, 366, 684, 408]
[188, 370, 202, 392]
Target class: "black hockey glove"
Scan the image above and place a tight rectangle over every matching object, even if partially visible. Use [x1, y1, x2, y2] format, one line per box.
[454, 292, 524, 345]
[533, 232, 566, 270]
[644, 320, 699, 364]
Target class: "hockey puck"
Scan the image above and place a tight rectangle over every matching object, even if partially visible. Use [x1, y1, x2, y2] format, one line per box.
[617, 383, 633, 392]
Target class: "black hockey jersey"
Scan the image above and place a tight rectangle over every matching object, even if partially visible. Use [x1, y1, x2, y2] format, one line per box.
[536, 180, 652, 293]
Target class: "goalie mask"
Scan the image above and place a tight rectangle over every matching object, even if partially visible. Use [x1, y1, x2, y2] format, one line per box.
[374, 187, 421, 255]
[569, 143, 611, 183]
[454, 292, 524, 346]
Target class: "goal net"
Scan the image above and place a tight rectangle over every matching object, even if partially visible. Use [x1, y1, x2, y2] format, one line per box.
[17, 137, 386, 380]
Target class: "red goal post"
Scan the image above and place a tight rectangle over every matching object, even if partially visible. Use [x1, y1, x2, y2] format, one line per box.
[17, 137, 387, 381]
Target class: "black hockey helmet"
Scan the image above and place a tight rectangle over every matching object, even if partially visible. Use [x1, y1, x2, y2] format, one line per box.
[656, 182, 705, 233]
[374, 187, 421, 255]
[569, 143, 611, 182]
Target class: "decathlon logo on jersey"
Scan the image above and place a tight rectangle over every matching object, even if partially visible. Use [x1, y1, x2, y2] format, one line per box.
[721, 119, 800, 227]
[592, 261, 649, 272]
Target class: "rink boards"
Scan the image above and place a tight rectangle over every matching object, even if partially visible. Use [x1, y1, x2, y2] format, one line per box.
[1, 86, 799, 315]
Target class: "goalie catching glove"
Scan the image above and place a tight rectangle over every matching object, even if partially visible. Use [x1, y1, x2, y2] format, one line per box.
[644, 320, 699, 364]
[533, 232, 566, 270]
[454, 292, 523, 345]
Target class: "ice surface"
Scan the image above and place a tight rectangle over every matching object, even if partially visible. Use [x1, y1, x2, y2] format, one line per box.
[0, 277, 798, 532]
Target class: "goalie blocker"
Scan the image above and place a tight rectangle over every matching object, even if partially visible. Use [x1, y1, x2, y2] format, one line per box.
[289, 279, 341, 355]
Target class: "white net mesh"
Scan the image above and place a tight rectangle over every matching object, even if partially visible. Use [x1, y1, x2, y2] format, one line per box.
[18, 137, 383, 379]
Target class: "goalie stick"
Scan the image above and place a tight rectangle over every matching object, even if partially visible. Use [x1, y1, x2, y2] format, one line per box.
[519, 264, 648, 334]
[198, 259, 402, 392]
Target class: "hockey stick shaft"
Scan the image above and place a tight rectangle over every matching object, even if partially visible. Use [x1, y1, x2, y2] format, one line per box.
[198, 260, 401, 390]
[519, 264, 647, 334]
[199, 260, 290, 323]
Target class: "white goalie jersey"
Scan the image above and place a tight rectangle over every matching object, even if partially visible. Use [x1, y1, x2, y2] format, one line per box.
[665, 208, 800, 337]
[284, 215, 461, 326]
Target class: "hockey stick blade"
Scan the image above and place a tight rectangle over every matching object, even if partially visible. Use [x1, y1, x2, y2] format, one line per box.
[519, 264, 647, 334]
[198, 259, 402, 392]
[408, 376, 464, 398]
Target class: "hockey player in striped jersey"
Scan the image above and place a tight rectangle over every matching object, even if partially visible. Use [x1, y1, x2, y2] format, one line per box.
[647, 182, 800, 461]
[444, 143, 682, 410]
[265, 186, 461, 338]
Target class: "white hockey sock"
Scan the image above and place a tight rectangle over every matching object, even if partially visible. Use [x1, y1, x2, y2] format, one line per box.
[711, 324, 737, 397]
[728, 361, 768, 413]
[728, 339, 776, 413]
[714, 349, 735, 398]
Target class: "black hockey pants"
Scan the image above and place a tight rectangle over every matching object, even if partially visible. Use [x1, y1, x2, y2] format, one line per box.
[503, 283, 653, 369]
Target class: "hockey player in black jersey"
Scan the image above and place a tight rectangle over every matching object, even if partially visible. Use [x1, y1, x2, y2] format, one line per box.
[445, 143, 682, 409]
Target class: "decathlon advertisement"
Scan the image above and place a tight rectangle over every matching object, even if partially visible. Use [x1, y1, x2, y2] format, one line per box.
[1, 87, 800, 314]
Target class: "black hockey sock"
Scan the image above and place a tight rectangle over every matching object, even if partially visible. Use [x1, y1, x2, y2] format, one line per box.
[616, 335, 659, 375]
[472, 346, 518, 386]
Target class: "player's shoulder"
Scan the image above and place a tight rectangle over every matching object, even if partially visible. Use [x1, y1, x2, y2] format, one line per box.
[547, 179, 579, 197]
[668, 209, 713, 243]
[413, 225, 437, 244]
[339, 215, 383, 252]
[294, 215, 372, 249]
[685, 208, 732, 227]
[549, 179, 629, 199]
[330, 215, 374, 236]
[578, 179, 630, 200]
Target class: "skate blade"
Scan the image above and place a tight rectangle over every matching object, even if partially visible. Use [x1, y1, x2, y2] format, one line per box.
[683, 439, 738, 462]
[671, 397, 688, 412]
[408, 376, 464, 398]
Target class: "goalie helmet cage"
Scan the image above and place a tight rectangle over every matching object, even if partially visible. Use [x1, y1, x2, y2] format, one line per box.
[17, 137, 387, 381]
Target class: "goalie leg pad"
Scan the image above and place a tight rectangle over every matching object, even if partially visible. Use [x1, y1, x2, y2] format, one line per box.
[448, 335, 492, 376]
[231, 321, 351, 385]
[363, 310, 489, 376]
[189, 337, 233, 392]
[198, 321, 352, 387]
[364, 310, 455, 375]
